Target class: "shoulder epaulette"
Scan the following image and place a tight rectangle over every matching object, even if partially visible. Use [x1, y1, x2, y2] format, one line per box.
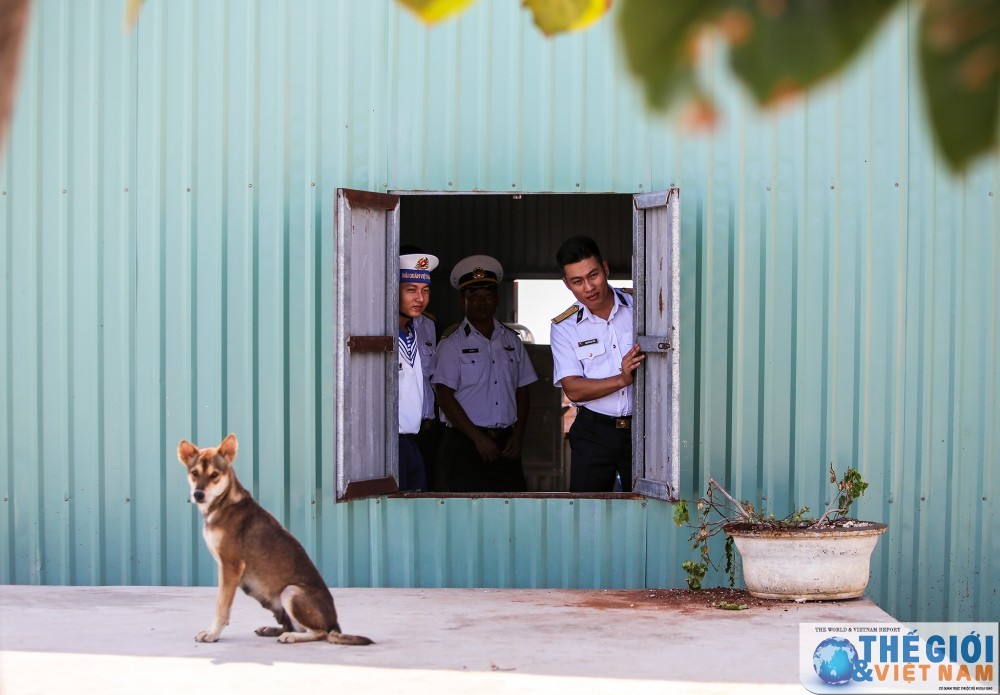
[440, 323, 460, 339]
[422, 311, 437, 322]
[620, 288, 633, 295]
[551, 304, 581, 324]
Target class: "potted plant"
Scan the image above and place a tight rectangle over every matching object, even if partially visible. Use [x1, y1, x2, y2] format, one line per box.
[674, 465, 888, 601]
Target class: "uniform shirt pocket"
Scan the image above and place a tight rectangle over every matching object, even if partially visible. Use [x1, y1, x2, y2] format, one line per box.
[419, 341, 436, 372]
[459, 353, 486, 383]
[574, 340, 606, 362]
[498, 345, 521, 380]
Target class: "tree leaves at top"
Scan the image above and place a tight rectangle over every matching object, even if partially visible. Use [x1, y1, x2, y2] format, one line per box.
[397, 0, 479, 23]
[725, 0, 898, 105]
[919, 0, 1000, 170]
[523, 0, 612, 36]
[397, 0, 612, 34]
[618, 0, 1000, 172]
[619, 0, 898, 110]
[117, 0, 1000, 172]
[616, 1, 726, 112]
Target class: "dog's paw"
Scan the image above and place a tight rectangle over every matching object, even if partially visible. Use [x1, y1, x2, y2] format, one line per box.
[255, 626, 283, 637]
[195, 630, 220, 643]
[276, 630, 324, 644]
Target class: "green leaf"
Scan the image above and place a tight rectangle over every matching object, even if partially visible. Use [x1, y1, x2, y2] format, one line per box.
[919, 0, 1000, 169]
[716, 602, 748, 610]
[673, 499, 690, 526]
[681, 559, 707, 591]
[523, 0, 612, 37]
[724, 535, 736, 587]
[725, 0, 899, 105]
[617, 0, 726, 110]
[397, 0, 479, 23]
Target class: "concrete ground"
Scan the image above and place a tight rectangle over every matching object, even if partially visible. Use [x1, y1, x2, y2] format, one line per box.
[0, 585, 898, 694]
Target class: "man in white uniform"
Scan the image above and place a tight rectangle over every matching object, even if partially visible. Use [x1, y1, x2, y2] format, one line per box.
[550, 236, 644, 492]
[401, 245, 442, 489]
[432, 255, 538, 492]
[398, 252, 439, 491]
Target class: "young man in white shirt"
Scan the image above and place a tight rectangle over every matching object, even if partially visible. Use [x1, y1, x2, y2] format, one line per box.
[398, 252, 439, 491]
[550, 236, 644, 492]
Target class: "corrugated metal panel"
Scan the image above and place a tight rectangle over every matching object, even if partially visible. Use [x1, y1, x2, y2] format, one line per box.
[0, 0, 996, 625]
[326, 497, 658, 589]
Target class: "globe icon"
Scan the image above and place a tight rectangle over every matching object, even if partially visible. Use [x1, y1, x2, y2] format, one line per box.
[812, 636, 859, 685]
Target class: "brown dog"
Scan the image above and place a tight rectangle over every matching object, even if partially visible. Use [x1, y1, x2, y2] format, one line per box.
[177, 434, 373, 645]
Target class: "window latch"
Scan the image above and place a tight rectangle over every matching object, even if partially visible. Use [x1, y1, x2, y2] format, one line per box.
[635, 335, 672, 353]
[347, 335, 394, 353]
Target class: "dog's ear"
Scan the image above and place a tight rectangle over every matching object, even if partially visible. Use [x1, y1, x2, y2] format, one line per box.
[217, 433, 238, 464]
[177, 440, 199, 466]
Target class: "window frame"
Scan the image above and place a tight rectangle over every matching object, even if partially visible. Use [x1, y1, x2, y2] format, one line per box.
[334, 189, 679, 502]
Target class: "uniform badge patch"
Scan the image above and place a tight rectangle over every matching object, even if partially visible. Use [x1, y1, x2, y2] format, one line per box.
[461, 348, 479, 354]
[577, 338, 598, 347]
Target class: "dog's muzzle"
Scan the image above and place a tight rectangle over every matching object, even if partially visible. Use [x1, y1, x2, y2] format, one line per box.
[193, 489, 206, 503]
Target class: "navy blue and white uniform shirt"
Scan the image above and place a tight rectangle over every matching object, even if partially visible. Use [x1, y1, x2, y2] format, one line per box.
[549, 288, 635, 418]
[412, 313, 437, 420]
[398, 320, 424, 435]
[432, 318, 538, 428]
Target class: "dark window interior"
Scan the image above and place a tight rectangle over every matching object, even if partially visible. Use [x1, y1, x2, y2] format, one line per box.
[398, 193, 633, 492]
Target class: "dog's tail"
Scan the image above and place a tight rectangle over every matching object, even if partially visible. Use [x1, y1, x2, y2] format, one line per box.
[327, 631, 374, 646]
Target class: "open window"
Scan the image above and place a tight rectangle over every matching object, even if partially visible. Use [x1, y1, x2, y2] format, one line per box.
[334, 189, 679, 501]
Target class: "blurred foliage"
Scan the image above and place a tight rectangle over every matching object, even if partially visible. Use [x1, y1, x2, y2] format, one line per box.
[400, 0, 998, 172]
[520, 0, 611, 36]
[397, 0, 478, 23]
[917, 0, 1000, 170]
[119, 0, 1000, 172]
[619, 0, 998, 171]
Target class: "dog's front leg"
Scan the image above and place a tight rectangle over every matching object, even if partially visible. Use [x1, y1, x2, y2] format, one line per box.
[196, 559, 245, 642]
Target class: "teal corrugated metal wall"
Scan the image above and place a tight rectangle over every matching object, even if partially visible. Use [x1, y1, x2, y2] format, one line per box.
[0, 0, 996, 623]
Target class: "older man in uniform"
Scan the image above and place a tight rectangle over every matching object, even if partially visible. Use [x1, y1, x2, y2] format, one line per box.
[398, 252, 439, 491]
[550, 235, 644, 492]
[432, 255, 537, 492]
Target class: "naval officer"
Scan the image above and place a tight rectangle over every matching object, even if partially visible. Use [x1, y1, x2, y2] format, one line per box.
[432, 255, 538, 492]
[401, 245, 443, 490]
[549, 235, 644, 492]
[398, 251, 439, 491]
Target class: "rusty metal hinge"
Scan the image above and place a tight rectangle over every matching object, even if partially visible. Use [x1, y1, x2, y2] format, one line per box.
[347, 335, 394, 353]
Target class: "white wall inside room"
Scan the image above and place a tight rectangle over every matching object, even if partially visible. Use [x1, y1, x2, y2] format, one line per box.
[514, 279, 634, 346]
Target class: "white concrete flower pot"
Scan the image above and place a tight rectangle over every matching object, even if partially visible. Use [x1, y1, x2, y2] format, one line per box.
[724, 522, 888, 601]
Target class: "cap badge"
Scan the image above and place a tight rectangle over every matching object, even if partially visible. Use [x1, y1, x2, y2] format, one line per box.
[472, 267, 485, 279]
[415, 257, 429, 270]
